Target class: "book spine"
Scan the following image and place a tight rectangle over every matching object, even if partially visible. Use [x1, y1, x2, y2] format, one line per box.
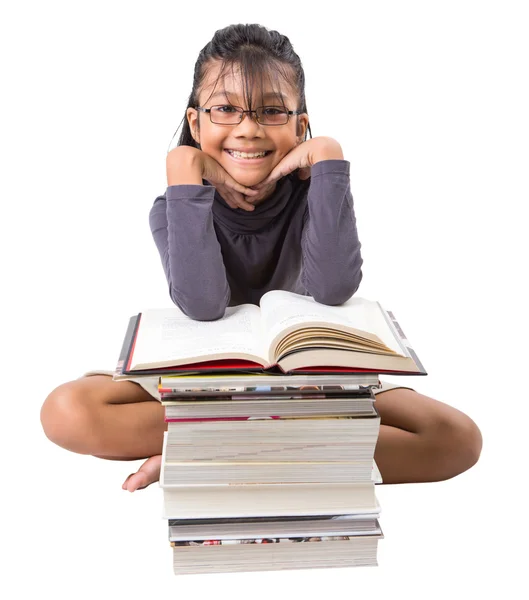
[114, 315, 139, 375]
[164, 415, 375, 422]
[377, 304, 427, 375]
[159, 386, 373, 395]
[166, 416, 281, 422]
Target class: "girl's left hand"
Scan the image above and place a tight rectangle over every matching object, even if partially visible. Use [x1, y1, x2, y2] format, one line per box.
[248, 136, 344, 203]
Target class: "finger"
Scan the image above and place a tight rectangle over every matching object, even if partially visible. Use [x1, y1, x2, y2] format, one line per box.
[245, 191, 262, 204]
[254, 164, 289, 188]
[224, 197, 239, 210]
[249, 185, 272, 203]
[228, 179, 259, 196]
[216, 188, 238, 209]
[253, 175, 273, 189]
[220, 182, 257, 211]
[226, 190, 255, 211]
[233, 192, 255, 211]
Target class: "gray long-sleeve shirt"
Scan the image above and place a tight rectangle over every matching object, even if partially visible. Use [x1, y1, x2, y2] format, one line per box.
[149, 159, 363, 320]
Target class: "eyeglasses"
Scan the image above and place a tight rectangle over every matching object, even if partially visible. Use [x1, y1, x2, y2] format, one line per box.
[195, 104, 303, 126]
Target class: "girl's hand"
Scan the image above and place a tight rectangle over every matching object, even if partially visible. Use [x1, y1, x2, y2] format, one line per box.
[248, 137, 344, 203]
[166, 146, 259, 211]
[199, 152, 260, 212]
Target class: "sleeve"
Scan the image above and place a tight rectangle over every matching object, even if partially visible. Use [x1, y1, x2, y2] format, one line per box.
[148, 184, 231, 320]
[300, 159, 363, 305]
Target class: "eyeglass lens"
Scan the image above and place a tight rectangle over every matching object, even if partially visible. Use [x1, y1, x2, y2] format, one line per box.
[210, 105, 289, 125]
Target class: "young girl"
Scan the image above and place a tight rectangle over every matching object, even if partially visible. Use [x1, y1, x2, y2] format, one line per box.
[40, 23, 482, 492]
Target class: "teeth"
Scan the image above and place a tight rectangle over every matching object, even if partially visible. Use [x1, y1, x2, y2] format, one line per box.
[227, 150, 268, 158]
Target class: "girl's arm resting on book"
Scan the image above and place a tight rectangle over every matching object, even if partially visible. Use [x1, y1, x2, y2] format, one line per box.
[301, 159, 363, 305]
[149, 186, 231, 321]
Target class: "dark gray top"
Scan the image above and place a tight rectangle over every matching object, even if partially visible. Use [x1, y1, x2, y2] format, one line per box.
[149, 159, 363, 320]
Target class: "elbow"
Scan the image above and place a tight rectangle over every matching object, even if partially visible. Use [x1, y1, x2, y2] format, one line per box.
[308, 269, 363, 306]
[302, 243, 364, 305]
[169, 287, 229, 321]
[186, 304, 227, 321]
[311, 288, 355, 306]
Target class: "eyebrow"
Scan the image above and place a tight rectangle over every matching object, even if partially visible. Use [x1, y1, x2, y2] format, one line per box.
[209, 91, 288, 103]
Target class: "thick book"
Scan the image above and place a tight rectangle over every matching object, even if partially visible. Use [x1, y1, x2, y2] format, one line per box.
[162, 468, 382, 519]
[116, 290, 427, 376]
[170, 533, 383, 574]
[168, 514, 384, 573]
[163, 395, 377, 420]
[168, 514, 381, 542]
[158, 372, 380, 395]
[161, 410, 381, 485]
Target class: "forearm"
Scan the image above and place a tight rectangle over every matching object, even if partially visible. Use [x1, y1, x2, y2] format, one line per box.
[301, 159, 363, 304]
[149, 186, 231, 320]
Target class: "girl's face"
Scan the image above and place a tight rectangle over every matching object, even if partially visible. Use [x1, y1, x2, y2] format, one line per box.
[187, 62, 309, 192]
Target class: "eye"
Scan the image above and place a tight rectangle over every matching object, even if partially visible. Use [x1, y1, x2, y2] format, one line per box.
[215, 105, 238, 113]
[262, 106, 286, 115]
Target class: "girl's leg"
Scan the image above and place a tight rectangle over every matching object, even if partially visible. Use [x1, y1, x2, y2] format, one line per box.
[40, 377, 483, 489]
[374, 387, 483, 484]
[40, 374, 166, 460]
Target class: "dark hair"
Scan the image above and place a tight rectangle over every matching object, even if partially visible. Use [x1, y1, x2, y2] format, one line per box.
[168, 23, 312, 151]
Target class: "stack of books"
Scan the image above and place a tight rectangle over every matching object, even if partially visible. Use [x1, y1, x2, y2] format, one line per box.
[114, 290, 426, 574]
[159, 373, 384, 574]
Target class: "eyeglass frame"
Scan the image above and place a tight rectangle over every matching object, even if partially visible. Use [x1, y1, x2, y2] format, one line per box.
[195, 105, 304, 126]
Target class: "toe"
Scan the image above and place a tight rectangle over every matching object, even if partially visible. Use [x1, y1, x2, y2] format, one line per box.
[123, 472, 147, 492]
[122, 455, 162, 492]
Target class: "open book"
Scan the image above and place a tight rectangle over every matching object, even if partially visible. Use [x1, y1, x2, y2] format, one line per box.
[117, 291, 426, 376]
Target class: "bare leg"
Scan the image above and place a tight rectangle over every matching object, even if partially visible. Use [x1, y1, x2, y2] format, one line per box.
[40, 374, 166, 491]
[374, 387, 482, 484]
[41, 376, 482, 491]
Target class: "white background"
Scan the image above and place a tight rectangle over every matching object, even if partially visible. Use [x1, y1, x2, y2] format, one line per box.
[2, 0, 528, 597]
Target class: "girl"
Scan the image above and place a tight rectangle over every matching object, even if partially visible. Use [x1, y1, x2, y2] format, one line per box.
[40, 23, 482, 492]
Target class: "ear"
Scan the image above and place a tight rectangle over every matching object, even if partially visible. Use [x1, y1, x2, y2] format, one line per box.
[296, 113, 310, 142]
[186, 107, 200, 144]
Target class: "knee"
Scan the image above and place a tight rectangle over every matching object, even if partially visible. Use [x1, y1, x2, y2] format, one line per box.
[40, 381, 100, 454]
[427, 411, 483, 481]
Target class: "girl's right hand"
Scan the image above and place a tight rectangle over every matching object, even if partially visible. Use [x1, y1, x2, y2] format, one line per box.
[166, 146, 259, 211]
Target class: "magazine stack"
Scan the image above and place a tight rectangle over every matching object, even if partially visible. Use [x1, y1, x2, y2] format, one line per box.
[159, 373, 384, 574]
[113, 290, 426, 574]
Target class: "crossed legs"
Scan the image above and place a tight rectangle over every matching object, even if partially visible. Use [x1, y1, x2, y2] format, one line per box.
[40, 375, 482, 489]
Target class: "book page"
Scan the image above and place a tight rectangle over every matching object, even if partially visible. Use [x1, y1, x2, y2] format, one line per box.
[132, 304, 266, 368]
[260, 291, 404, 362]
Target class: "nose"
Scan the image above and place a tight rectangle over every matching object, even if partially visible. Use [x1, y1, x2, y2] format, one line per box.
[233, 110, 263, 135]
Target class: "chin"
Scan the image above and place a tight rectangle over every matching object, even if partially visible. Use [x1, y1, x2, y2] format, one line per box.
[229, 170, 268, 187]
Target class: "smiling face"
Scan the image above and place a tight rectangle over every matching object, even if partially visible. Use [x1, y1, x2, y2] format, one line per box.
[186, 61, 309, 191]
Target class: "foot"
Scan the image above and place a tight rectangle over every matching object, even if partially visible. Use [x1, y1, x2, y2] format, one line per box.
[122, 454, 162, 492]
